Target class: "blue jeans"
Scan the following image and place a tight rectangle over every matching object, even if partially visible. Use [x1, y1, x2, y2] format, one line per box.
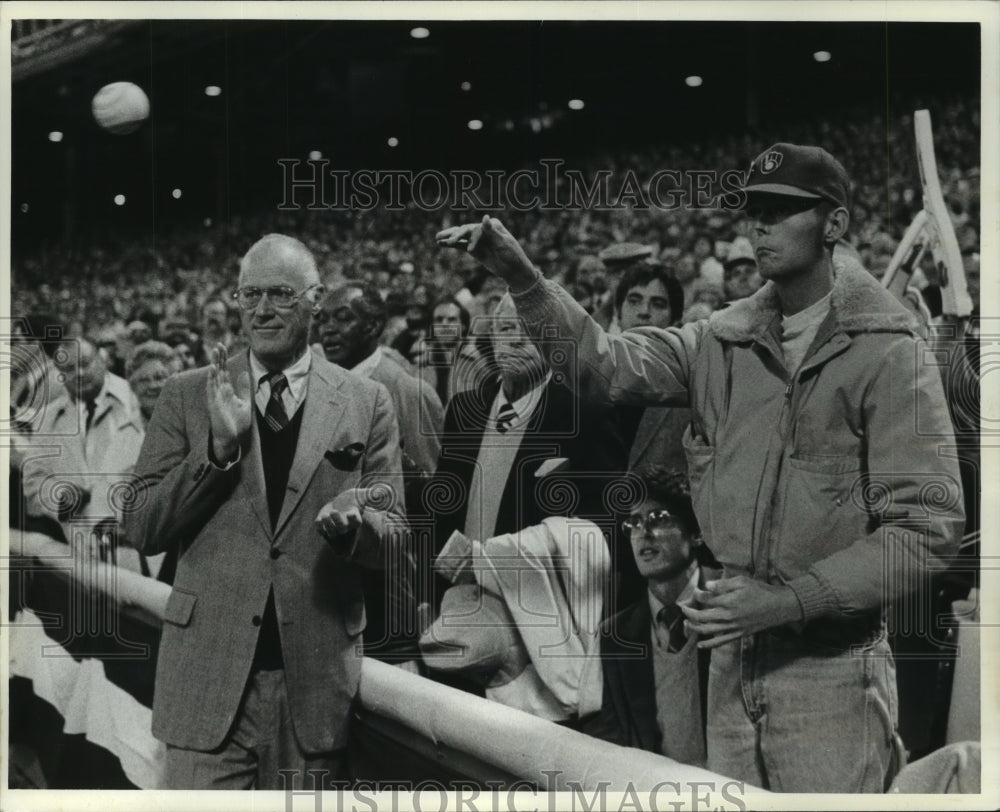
[706, 629, 898, 792]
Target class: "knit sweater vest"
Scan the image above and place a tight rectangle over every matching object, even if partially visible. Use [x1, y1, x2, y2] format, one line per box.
[252, 402, 305, 670]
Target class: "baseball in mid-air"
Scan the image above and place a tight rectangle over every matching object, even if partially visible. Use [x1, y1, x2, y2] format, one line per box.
[91, 81, 150, 135]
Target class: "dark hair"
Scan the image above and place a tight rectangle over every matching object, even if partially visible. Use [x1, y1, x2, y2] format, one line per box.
[333, 281, 388, 332]
[614, 264, 684, 325]
[434, 298, 471, 335]
[630, 465, 700, 538]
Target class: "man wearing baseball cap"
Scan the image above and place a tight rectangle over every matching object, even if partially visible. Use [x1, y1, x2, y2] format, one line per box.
[436, 142, 962, 792]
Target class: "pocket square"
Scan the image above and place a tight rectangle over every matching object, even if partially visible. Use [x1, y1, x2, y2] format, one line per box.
[325, 442, 366, 471]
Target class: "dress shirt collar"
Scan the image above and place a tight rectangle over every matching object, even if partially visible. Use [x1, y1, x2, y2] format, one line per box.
[249, 347, 311, 412]
[494, 370, 552, 429]
[647, 561, 700, 624]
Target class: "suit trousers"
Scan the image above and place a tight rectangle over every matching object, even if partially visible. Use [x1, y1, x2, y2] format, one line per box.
[165, 668, 349, 790]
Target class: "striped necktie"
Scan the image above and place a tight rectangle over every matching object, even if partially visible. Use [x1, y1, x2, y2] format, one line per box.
[263, 372, 290, 431]
[495, 401, 517, 433]
[657, 604, 687, 653]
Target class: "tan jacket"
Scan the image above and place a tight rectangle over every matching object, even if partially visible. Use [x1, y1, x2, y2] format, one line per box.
[122, 351, 405, 752]
[513, 257, 963, 625]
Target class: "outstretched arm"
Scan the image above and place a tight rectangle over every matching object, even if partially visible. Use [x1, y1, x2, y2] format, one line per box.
[437, 216, 699, 409]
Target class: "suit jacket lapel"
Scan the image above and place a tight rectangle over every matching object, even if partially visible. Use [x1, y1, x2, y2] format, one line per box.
[607, 600, 662, 752]
[230, 352, 271, 537]
[274, 362, 346, 538]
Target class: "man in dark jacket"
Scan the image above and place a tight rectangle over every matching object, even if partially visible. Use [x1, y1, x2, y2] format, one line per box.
[581, 465, 717, 767]
[423, 293, 635, 613]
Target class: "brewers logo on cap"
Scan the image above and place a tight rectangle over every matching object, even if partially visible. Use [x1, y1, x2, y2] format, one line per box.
[760, 150, 783, 174]
[740, 142, 851, 209]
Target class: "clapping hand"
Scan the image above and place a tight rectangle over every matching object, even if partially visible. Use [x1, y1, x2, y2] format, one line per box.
[206, 343, 252, 463]
[436, 216, 537, 291]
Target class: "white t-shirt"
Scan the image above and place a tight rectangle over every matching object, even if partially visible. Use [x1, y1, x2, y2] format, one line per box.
[781, 292, 832, 376]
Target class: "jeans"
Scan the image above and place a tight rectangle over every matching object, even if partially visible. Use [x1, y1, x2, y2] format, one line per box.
[706, 629, 898, 792]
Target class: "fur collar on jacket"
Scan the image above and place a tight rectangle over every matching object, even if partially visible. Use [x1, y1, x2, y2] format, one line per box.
[708, 253, 919, 343]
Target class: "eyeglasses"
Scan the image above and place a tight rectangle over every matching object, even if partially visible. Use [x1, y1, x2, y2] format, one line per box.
[622, 509, 683, 533]
[232, 284, 319, 311]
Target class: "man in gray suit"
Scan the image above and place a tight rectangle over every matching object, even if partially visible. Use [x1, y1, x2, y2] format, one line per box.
[123, 234, 406, 789]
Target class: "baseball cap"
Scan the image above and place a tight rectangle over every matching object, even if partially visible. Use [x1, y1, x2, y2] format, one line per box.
[598, 242, 653, 266]
[724, 236, 757, 269]
[741, 143, 851, 210]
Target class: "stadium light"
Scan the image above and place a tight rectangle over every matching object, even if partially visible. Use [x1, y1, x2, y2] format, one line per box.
[410, 27, 430, 39]
[204, 85, 222, 97]
[114, 194, 126, 206]
[568, 99, 584, 111]
[172, 188, 182, 199]
[309, 150, 323, 160]
[467, 119, 483, 131]
[461, 81, 471, 91]
[48, 131, 64, 142]
[685, 76, 703, 87]
[503, 119, 515, 131]
[813, 51, 832, 63]
[387, 137, 399, 147]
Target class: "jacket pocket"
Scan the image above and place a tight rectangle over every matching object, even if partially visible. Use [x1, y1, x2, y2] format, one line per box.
[776, 455, 867, 577]
[325, 442, 366, 472]
[163, 587, 197, 627]
[788, 452, 862, 475]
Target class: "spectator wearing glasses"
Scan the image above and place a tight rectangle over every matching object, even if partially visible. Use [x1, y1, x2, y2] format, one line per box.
[122, 233, 406, 790]
[422, 292, 633, 614]
[580, 466, 717, 765]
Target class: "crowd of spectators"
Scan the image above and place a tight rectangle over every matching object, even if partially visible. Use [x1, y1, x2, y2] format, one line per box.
[12, 94, 981, 360]
[8, 92, 982, 789]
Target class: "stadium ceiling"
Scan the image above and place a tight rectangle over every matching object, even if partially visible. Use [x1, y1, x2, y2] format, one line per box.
[14, 19, 980, 148]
